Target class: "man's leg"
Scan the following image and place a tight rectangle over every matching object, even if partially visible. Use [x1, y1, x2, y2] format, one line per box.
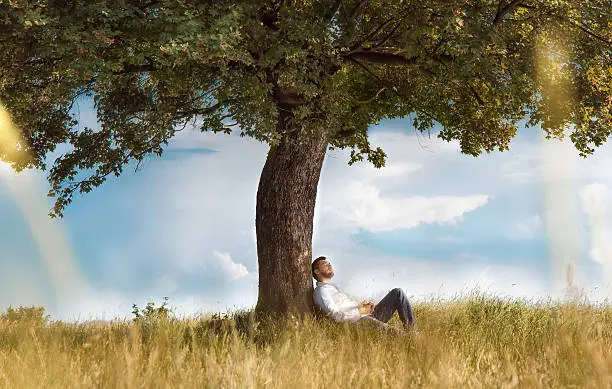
[355, 316, 402, 334]
[372, 288, 415, 328]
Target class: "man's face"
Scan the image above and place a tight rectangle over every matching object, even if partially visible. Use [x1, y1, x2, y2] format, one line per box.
[316, 259, 334, 280]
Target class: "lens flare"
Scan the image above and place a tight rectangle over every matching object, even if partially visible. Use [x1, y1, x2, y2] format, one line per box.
[0, 103, 85, 310]
[0, 104, 22, 162]
[535, 31, 584, 297]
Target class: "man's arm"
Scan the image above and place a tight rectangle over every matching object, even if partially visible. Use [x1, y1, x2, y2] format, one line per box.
[314, 287, 362, 322]
[358, 301, 375, 314]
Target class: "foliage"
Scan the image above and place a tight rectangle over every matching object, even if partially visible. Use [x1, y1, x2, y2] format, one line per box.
[0, 1, 609, 216]
[131, 296, 171, 322]
[2, 296, 612, 387]
[0, 305, 50, 326]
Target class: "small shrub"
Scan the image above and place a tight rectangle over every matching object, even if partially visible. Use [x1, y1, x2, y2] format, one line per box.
[0, 306, 49, 326]
[131, 297, 171, 322]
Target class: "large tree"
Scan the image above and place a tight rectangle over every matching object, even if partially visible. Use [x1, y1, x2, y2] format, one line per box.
[0, 1, 610, 314]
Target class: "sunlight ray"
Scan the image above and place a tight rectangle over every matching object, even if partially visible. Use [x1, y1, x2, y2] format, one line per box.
[535, 31, 585, 297]
[0, 103, 86, 307]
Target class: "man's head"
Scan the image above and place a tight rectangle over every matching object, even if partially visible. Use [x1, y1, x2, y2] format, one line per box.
[312, 256, 334, 282]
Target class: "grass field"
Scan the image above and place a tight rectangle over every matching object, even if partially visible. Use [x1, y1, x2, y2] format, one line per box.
[1, 295, 611, 388]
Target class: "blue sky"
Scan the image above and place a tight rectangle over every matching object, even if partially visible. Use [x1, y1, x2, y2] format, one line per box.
[2, 105, 612, 321]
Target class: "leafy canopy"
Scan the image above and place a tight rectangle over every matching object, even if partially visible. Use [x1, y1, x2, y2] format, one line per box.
[0, 0, 610, 216]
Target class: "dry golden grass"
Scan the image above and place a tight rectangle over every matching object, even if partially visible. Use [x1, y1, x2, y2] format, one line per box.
[1, 295, 612, 388]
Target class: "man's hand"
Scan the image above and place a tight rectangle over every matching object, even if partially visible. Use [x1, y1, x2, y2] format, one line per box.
[358, 301, 375, 315]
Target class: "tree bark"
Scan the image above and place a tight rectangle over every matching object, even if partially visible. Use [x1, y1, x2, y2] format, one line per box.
[255, 114, 328, 315]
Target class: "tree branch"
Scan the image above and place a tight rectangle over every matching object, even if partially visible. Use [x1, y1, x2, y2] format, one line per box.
[348, 0, 368, 19]
[416, 109, 442, 126]
[469, 85, 485, 105]
[116, 63, 158, 74]
[176, 102, 222, 119]
[349, 5, 413, 52]
[349, 58, 401, 99]
[25, 56, 64, 66]
[324, 0, 342, 23]
[344, 46, 456, 67]
[493, 0, 523, 25]
[518, 4, 612, 45]
[349, 17, 396, 51]
[354, 87, 387, 104]
[370, 20, 405, 49]
[260, 3, 281, 31]
[570, 20, 612, 45]
[344, 49, 419, 65]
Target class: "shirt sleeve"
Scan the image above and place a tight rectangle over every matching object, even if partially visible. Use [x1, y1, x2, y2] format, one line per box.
[314, 286, 362, 322]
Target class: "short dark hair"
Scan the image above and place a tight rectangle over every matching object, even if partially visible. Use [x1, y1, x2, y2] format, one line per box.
[312, 256, 327, 281]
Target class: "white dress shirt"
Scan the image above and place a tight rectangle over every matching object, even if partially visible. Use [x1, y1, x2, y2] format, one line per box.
[313, 281, 365, 323]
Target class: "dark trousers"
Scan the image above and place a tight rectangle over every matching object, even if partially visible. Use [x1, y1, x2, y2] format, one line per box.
[357, 288, 415, 331]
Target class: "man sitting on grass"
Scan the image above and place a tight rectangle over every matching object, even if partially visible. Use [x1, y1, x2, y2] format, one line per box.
[312, 256, 416, 332]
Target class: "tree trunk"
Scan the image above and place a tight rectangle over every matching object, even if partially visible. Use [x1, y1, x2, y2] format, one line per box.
[255, 116, 328, 315]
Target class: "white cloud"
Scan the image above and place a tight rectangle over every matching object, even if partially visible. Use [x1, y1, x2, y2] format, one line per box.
[366, 129, 461, 157]
[0, 161, 11, 177]
[134, 129, 267, 279]
[154, 275, 179, 295]
[322, 181, 489, 232]
[580, 184, 612, 276]
[12, 115, 612, 320]
[436, 235, 466, 243]
[359, 161, 422, 182]
[510, 215, 543, 240]
[312, 235, 553, 303]
[317, 132, 490, 232]
[213, 250, 249, 280]
[0, 161, 38, 181]
[57, 288, 132, 322]
[51, 276, 260, 322]
[501, 154, 541, 183]
[500, 135, 612, 185]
